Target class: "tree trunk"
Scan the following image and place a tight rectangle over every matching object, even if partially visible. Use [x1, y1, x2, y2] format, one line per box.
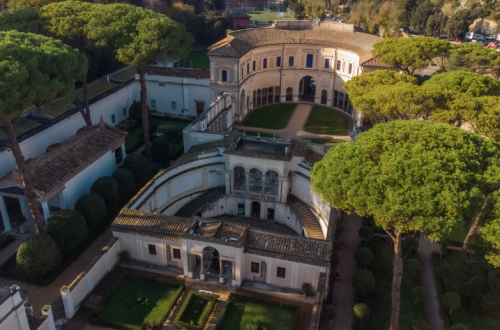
[139, 70, 152, 163]
[4, 119, 46, 233]
[77, 42, 92, 127]
[463, 193, 492, 257]
[82, 73, 92, 126]
[74, 94, 92, 127]
[390, 231, 403, 330]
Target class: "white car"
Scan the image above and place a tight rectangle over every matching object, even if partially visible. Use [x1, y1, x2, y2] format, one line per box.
[474, 34, 485, 40]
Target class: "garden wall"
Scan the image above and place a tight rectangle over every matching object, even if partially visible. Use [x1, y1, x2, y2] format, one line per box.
[60, 238, 120, 319]
[309, 272, 327, 330]
[36, 306, 56, 330]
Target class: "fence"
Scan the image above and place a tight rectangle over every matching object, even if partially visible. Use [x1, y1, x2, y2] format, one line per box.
[60, 238, 120, 319]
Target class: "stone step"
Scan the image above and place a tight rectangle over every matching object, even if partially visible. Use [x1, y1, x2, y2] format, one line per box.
[287, 195, 324, 239]
[175, 187, 225, 218]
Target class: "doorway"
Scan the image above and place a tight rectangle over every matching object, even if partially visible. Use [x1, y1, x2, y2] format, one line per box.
[196, 102, 205, 116]
[299, 76, 316, 102]
[251, 202, 260, 218]
[267, 208, 275, 220]
[238, 203, 245, 215]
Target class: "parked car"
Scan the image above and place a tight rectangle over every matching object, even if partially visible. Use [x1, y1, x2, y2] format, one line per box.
[486, 35, 496, 40]
[474, 34, 485, 40]
[455, 38, 463, 43]
[488, 41, 499, 49]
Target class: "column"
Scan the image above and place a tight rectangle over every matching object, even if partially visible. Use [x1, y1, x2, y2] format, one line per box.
[187, 254, 193, 279]
[19, 199, 29, 219]
[219, 258, 224, 284]
[245, 173, 250, 196]
[120, 144, 126, 161]
[42, 202, 50, 223]
[0, 196, 12, 232]
[58, 189, 67, 210]
[261, 177, 266, 198]
[224, 170, 232, 196]
[200, 254, 205, 281]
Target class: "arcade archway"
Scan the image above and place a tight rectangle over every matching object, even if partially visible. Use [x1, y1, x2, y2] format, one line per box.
[299, 76, 316, 102]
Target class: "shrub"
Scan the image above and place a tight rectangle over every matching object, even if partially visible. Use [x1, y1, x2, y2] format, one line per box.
[358, 226, 373, 245]
[129, 101, 146, 122]
[121, 154, 151, 187]
[352, 269, 375, 294]
[449, 324, 469, 330]
[355, 247, 373, 268]
[407, 258, 421, 279]
[443, 291, 461, 314]
[302, 282, 312, 296]
[91, 176, 120, 213]
[47, 210, 88, 253]
[112, 168, 137, 203]
[353, 303, 369, 323]
[156, 124, 184, 143]
[437, 263, 453, 278]
[413, 319, 429, 330]
[151, 138, 170, 166]
[17, 234, 61, 279]
[74, 193, 108, 230]
[412, 286, 426, 306]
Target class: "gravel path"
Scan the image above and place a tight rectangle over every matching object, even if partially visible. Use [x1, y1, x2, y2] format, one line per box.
[419, 238, 445, 330]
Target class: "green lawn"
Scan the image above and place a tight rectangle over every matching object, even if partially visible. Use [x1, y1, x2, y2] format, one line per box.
[307, 138, 348, 146]
[125, 116, 190, 151]
[241, 104, 296, 130]
[238, 130, 275, 138]
[188, 51, 210, 69]
[98, 276, 183, 329]
[219, 295, 298, 330]
[179, 294, 212, 325]
[303, 106, 350, 136]
[362, 239, 425, 330]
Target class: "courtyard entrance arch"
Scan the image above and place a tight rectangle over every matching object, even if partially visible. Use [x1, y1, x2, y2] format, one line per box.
[299, 76, 316, 102]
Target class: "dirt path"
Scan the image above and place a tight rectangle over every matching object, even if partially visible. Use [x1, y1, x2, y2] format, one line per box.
[419, 238, 445, 330]
[235, 104, 352, 141]
[330, 213, 362, 330]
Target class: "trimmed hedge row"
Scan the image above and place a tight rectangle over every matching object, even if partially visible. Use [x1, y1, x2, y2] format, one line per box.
[215, 293, 301, 330]
[174, 291, 218, 330]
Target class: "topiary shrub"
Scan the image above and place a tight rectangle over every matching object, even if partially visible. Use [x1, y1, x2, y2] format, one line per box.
[358, 226, 373, 246]
[355, 247, 373, 268]
[352, 269, 375, 295]
[91, 176, 120, 213]
[129, 101, 146, 122]
[449, 324, 469, 330]
[17, 234, 61, 279]
[47, 210, 89, 253]
[302, 282, 312, 296]
[353, 303, 369, 325]
[151, 138, 170, 166]
[443, 291, 461, 315]
[121, 154, 151, 187]
[112, 168, 137, 203]
[413, 319, 429, 330]
[74, 193, 108, 230]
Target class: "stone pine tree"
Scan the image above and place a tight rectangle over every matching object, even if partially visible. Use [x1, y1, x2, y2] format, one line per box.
[40, 1, 103, 126]
[87, 4, 193, 163]
[311, 120, 491, 330]
[0, 31, 87, 233]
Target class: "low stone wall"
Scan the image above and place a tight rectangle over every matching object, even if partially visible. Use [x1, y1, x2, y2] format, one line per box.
[36, 306, 56, 330]
[60, 238, 120, 319]
[309, 272, 327, 330]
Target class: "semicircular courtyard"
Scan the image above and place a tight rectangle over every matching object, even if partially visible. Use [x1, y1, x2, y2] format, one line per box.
[234, 103, 353, 146]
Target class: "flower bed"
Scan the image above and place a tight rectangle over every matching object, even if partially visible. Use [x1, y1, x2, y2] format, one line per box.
[174, 291, 218, 330]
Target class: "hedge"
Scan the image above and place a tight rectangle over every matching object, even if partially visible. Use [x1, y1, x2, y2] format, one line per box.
[47, 210, 89, 253]
[174, 291, 218, 330]
[74, 193, 108, 230]
[112, 168, 137, 203]
[121, 154, 151, 187]
[129, 101, 144, 122]
[151, 138, 170, 166]
[16, 234, 61, 279]
[91, 176, 120, 213]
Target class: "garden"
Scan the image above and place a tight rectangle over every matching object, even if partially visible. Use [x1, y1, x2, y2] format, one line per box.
[303, 106, 350, 136]
[307, 138, 347, 146]
[216, 293, 300, 330]
[351, 221, 425, 330]
[92, 275, 184, 330]
[240, 104, 296, 130]
[187, 51, 210, 70]
[174, 291, 218, 330]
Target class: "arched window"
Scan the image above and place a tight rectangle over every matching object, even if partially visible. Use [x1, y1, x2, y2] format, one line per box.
[321, 90, 327, 105]
[262, 88, 267, 106]
[253, 90, 256, 107]
[268, 87, 274, 104]
[338, 92, 344, 110]
[286, 87, 293, 102]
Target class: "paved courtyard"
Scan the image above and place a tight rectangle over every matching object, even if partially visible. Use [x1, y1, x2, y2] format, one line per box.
[235, 104, 353, 141]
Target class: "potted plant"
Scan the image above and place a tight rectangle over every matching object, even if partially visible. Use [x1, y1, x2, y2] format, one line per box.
[143, 320, 154, 330]
[302, 282, 312, 297]
[119, 250, 130, 263]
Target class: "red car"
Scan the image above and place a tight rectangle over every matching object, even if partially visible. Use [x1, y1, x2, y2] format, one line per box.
[488, 41, 499, 48]
[455, 38, 463, 43]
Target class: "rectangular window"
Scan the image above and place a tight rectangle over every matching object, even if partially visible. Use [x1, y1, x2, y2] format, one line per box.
[276, 56, 281, 67]
[247, 63, 250, 74]
[123, 107, 127, 116]
[151, 99, 156, 108]
[159, 82, 165, 87]
[325, 58, 330, 69]
[148, 244, 156, 255]
[221, 70, 228, 82]
[241, 67, 243, 77]
[111, 114, 115, 124]
[253, 60, 256, 71]
[171, 101, 177, 110]
[289, 56, 294, 66]
[277, 267, 286, 278]
[336, 60, 342, 71]
[349, 63, 353, 74]
[173, 248, 181, 259]
[263, 58, 267, 68]
[306, 54, 313, 68]
[251, 262, 260, 273]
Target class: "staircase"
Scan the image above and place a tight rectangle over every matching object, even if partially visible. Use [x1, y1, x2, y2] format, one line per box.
[287, 195, 324, 240]
[175, 187, 225, 218]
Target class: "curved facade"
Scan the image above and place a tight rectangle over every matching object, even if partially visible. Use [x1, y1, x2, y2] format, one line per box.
[207, 20, 384, 127]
